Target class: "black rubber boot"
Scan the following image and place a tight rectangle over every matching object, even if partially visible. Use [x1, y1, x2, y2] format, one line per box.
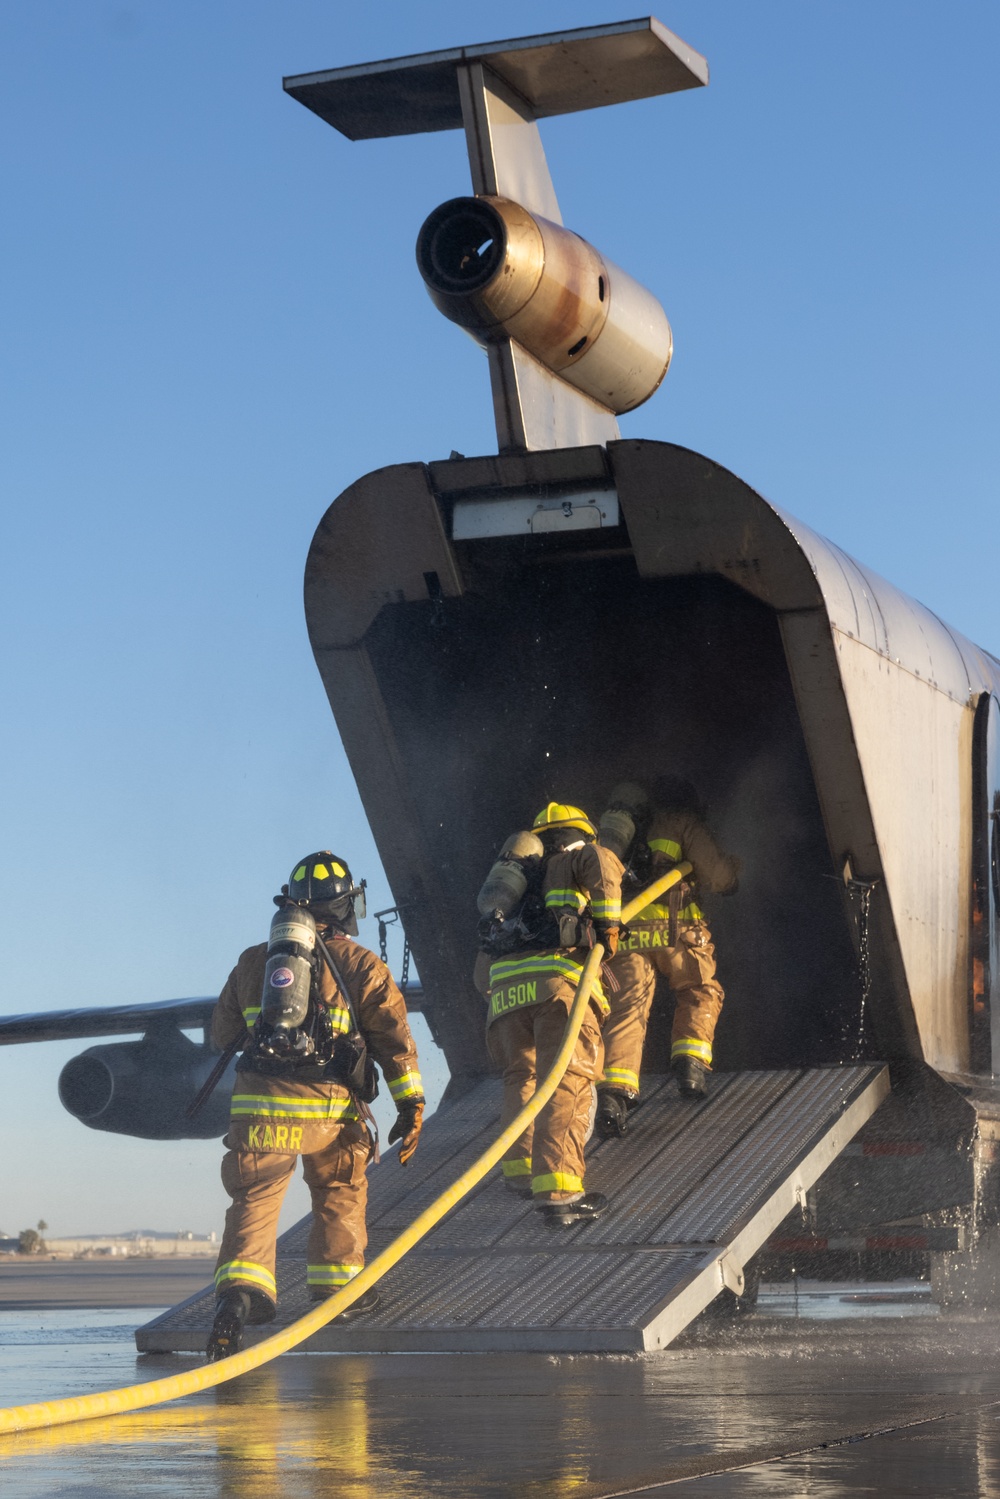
[596, 1089, 631, 1139]
[245, 1289, 278, 1325]
[309, 1285, 381, 1322]
[537, 1193, 609, 1229]
[504, 1178, 533, 1199]
[672, 1056, 709, 1099]
[206, 1288, 251, 1361]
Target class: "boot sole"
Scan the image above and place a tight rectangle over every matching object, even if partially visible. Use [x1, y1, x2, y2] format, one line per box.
[328, 1292, 381, 1323]
[539, 1208, 607, 1229]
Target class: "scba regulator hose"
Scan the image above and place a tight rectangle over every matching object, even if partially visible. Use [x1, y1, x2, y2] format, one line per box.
[0, 866, 690, 1436]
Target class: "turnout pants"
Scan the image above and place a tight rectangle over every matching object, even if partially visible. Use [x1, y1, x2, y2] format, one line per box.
[214, 1119, 371, 1310]
[487, 989, 603, 1202]
[602, 922, 724, 1095]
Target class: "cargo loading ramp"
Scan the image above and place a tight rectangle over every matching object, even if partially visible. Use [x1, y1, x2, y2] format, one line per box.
[139, 1065, 887, 1355]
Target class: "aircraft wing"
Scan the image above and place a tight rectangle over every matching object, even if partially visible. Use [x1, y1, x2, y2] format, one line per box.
[0, 984, 425, 1046]
[0, 996, 217, 1045]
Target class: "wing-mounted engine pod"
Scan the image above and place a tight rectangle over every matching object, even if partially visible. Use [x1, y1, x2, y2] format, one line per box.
[57, 1032, 233, 1140]
[416, 195, 673, 415]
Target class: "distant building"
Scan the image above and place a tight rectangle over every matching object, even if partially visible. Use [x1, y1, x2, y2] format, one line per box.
[40, 1232, 217, 1259]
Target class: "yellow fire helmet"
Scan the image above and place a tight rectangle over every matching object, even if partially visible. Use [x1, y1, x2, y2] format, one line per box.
[532, 803, 597, 839]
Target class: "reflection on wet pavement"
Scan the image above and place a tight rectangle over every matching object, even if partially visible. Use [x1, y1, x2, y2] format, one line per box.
[2, 1304, 1000, 1496]
[649, 1408, 1000, 1496]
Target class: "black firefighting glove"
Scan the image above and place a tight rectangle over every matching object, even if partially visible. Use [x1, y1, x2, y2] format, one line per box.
[594, 924, 620, 958]
[388, 1100, 424, 1166]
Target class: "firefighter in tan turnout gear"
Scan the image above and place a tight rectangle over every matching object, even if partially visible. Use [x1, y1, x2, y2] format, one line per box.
[478, 803, 623, 1227]
[596, 780, 740, 1136]
[206, 852, 424, 1360]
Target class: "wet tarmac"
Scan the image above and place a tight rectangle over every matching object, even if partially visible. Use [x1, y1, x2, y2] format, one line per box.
[2, 1284, 1000, 1496]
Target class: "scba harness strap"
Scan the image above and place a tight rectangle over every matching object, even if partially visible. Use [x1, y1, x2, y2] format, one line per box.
[479, 850, 603, 959]
[312, 930, 379, 1106]
[241, 937, 379, 1108]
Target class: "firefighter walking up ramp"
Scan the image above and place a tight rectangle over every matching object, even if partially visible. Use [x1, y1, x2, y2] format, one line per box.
[139, 1065, 887, 1355]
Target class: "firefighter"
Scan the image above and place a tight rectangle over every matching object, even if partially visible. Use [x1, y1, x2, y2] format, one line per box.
[478, 803, 623, 1227]
[596, 779, 740, 1134]
[206, 852, 424, 1360]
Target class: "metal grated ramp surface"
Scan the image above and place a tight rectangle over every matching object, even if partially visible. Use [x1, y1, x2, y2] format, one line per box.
[137, 1064, 888, 1354]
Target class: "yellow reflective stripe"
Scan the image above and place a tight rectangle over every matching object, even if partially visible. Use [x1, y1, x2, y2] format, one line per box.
[490, 954, 588, 984]
[531, 1172, 584, 1195]
[215, 1260, 276, 1297]
[634, 903, 704, 925]
[545, 888, 587, 911]
[488, 953, 607, 1013]
[241, 1007, 261, 1023]
[649, 837, 683, 860]
[230, 1096, 348, 1118]
[388, 1071, 424, 1101]
[307, 1263, 363, 1285]
[671, 1037, 713, 1064]
[602, 1067, 639, 1092]
[230, 1094, 350, 1119]
[501, 1157, 532, 1178]
[327, 1007, 351, 1035]
[590, 898, 621, 920]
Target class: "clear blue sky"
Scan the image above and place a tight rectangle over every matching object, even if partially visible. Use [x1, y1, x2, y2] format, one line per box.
[0, 1, 997, 1236]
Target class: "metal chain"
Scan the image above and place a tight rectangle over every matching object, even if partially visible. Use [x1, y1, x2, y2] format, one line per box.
[374, 905, 411, 992]
[845, 875, 877, 1058]
[856, 880, 873, 1010]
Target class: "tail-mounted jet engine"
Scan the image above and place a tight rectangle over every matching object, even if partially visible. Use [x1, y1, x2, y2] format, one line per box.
[283, 19, 708, 451]
[57, 1020, 233, 1140]
[416, 195, 673, 414]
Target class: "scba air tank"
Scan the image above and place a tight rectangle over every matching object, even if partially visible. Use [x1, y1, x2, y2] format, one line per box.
[477, 831, 545, 918]
[597, 809, 636, 861]
[598, 783, 650, 860]
[260, 905, 317, 1031]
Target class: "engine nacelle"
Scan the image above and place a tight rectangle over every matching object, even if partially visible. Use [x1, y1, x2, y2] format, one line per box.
[416, 195, 673, 414]
[58, 1024, 234, 1140]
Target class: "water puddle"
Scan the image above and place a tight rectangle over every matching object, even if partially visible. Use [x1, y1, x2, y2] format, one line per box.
[1, 1294, 994, 1497]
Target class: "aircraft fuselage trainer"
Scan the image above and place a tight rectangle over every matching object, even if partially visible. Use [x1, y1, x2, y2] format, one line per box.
[284, 19, 1000, 1300]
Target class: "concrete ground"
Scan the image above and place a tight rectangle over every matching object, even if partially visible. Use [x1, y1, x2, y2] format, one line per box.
[0, 1257, 214, 1309]
[1, 1274, 1000, 1495]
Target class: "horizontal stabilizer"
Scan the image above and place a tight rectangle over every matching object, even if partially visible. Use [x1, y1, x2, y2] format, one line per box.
[284, 18, 708, 140]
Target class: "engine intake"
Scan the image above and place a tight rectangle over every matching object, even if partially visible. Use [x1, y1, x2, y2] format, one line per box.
[58, 1024, 234, 1140]
[416, 195, 673, 414]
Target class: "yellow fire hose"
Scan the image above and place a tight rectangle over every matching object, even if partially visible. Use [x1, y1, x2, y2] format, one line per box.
[0, 864, 690, 1436]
